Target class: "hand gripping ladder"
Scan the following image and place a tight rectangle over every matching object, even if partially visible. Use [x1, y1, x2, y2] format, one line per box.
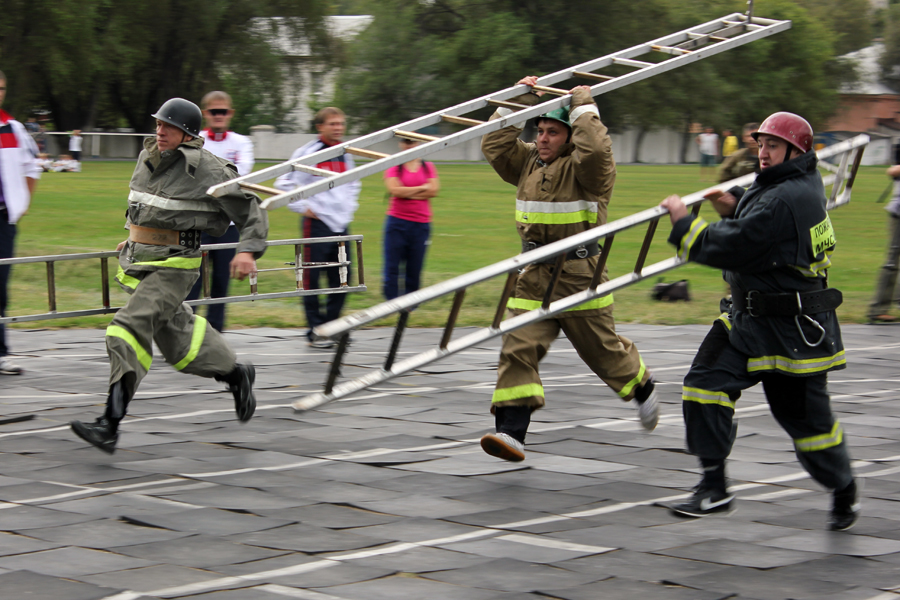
[207, 7, 791, 206]
[292, 135, 869, 412]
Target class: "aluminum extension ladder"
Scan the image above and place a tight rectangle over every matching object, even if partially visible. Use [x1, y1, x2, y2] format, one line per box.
[206, 8, 791, 207]
[291, 135, 869, 412]
[0, 236, 366, 325]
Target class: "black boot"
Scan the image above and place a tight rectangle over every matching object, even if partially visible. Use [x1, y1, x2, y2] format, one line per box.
[71, 417, 118, 454]
[70, 379, 130, 454]
[217, 363, 256, 422]
[830, 479, 860, 531]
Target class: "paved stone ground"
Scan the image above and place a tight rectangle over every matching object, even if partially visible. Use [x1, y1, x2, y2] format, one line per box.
[0, 323, 899, 600]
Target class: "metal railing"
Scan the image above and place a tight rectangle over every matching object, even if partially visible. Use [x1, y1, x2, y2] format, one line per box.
[0, 236, 366, 324]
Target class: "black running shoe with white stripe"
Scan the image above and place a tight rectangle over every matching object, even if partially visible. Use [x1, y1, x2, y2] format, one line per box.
[670, 485, 735, 517]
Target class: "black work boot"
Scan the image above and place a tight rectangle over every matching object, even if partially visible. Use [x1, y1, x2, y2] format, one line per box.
[70, 380, 129, 454]
[217, 363, 256, 422]
[830, 479, 860, 531]
[70, 416, 119, 454]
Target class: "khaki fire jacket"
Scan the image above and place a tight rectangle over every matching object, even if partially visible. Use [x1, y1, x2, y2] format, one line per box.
[119, 136, 269, 280]
[481, 87, 616, 317]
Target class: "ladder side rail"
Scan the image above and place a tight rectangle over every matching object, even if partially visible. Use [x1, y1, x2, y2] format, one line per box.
[295, 255, 686, 411]
[255, 19, 792, 211]
[209, 13, 789, 200]
[313, 134, 867, 339]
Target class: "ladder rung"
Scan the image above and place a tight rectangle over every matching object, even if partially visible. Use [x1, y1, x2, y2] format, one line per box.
[710, 35, 728, 42]
[395, 130, 440, 142]
[651, 44, 692, 56]
[573, 71, 615, 82]
[346, 146, 390, 160]
[488, 99, 531, 110]
[239, 182, 281, 196]
[293, 164, 337, 178]
[442, 114, 484, 127]
[532, 85, 569, 96]
[613, 57, 655, 69]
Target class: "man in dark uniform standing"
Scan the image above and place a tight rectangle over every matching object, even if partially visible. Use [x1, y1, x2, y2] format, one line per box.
[660, 112, 859, 531]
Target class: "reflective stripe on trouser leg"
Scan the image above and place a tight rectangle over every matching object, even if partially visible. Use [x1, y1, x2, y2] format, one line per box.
[106, 324, 153, 399]
[155, 303, 236, 378]
[760, 372, 853, 490]
[559, 310, 648, 401]
[492, 318, 560, 410]
[682, 323, 758, 460]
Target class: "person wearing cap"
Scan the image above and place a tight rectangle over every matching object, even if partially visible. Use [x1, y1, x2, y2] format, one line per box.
[184, 91, 255, 332]
[660, 112, 858, 530]
[478, 75, 659, 463]
[69, 97, 269, 454]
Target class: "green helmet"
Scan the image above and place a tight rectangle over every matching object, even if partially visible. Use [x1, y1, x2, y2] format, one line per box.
[535, 106, 572, 130]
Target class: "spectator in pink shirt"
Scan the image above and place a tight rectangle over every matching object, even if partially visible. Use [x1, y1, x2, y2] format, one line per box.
[382, 138, 440, 300]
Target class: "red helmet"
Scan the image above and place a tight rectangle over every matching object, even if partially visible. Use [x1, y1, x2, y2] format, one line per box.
[752, 112, 814, 153]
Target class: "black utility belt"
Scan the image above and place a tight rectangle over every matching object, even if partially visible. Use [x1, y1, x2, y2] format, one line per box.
[732, 288, 843, 317]
[522, 241, 600, 264]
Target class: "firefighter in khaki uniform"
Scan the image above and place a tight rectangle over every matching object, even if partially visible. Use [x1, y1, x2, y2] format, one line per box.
[70, 98, 269, 454]
[478, 76, 659, 462]
[660, 112, 859, 530]
[717, 122, 760, 184]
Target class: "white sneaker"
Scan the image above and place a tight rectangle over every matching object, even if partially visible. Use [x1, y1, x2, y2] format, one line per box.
[0, 357, 22, 375]
[480, 432, 525, 462]
[636, 388, 659, 431]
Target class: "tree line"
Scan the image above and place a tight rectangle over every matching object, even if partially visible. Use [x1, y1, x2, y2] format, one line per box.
[0, 0, 893, 149]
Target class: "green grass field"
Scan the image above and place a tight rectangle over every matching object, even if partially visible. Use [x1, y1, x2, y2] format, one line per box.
[7, 159, 893, 330]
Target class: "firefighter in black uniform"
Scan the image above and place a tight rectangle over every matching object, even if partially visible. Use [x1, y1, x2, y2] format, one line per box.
[659, 112, 859, 531]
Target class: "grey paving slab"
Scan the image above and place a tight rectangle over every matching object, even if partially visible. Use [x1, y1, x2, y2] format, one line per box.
[3, 325, 900, 599]
[0, 546, 157, 577]
[0, 569, 123, 600]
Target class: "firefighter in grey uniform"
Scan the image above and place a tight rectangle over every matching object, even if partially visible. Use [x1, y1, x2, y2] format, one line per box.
[660, 112, 859, 530]
[478, 76, 659, 463]
[70, 98, 269, 454]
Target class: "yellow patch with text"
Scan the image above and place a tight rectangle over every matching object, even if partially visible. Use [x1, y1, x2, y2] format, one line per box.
[810, 216, 835, 256]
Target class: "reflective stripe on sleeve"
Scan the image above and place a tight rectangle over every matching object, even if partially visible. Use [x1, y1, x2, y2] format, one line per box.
[507, 295, 614, 312]
[747, 350, 846, 374]
[794, 421, 843, 452]
[492, 383, 544, 404]
[716, 312, 732, 331]
[617, 356, 646, 399]
[129, 190, 219, 213]
[173, 316, 208, 371]
[683, 386, 735, 410]
[678, 217, 709, 261]
[106, 325, 152, 371]
[515, 199, 598, 225]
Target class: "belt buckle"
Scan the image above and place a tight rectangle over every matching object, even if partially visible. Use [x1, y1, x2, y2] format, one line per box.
[179, 230, 199, 249]
[575, 246, 589, 259]
[745, 290, 760, 317]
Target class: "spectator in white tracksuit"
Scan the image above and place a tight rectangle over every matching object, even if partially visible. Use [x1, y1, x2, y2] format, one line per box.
[274, 107, 360, 348]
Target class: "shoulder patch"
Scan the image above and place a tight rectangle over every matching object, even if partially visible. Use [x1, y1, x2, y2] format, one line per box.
[810, 216, 835, 255]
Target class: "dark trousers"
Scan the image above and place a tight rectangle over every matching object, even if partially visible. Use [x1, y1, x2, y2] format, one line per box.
[185, 225, 239, 332]
[683, 321, 853, 491]
[302, 217, 350, 337]
[0, 212, 15, 357]
[382, 215, 430, 300]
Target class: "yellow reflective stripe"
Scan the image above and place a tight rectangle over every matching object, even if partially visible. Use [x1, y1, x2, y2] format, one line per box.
[132, 257, 202, 269]
[115, 266, 141, 290]
[683, 386, 735, 410]
[515, 209, 596, 225]
[747, 350, 846, 374]
[106, 325, 152, 371]
[794, 422, 843, 452]
[678, 217, 708, 261]
[716, 312, 732, 331]
[173, 316, 208, 371]
[492, 383, 544, 403]
[506, 294, 614, 312]
[618, 356, 646, 399]
[791, 252, 832, 278]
